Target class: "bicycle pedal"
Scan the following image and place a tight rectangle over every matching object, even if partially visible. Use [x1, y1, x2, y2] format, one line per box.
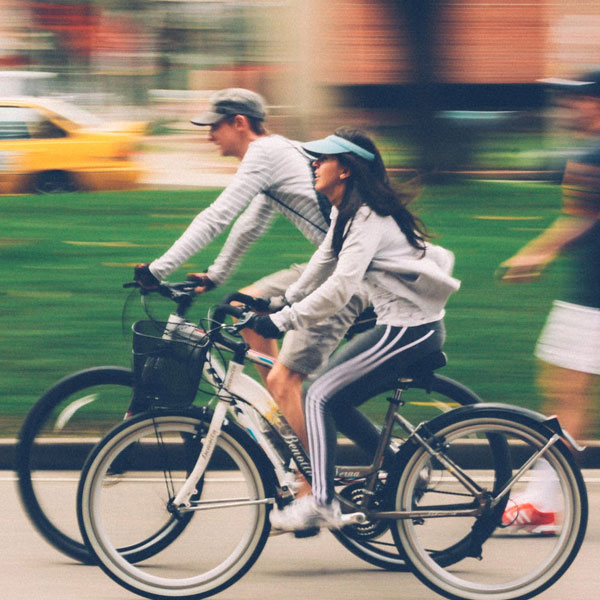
[293, 526, 320, 539]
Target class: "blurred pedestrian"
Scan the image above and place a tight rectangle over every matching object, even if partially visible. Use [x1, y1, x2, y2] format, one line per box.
[500, 70, 600, 533]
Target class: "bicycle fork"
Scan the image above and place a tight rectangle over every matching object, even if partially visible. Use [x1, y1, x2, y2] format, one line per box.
[171, 399, 230, 509]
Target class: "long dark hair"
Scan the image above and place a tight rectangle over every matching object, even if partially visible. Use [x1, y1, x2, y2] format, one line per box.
[330, 128, 428, 256]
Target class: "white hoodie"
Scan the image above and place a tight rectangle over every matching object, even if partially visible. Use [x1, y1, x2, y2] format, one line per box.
[270, 205, 460, 331]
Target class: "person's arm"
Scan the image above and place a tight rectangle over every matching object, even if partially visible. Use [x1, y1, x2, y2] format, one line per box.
[149, 144, 273, 280]
[282, 217, 338, 303]
[501, 157, 600, 282]
[205, 195, 277, 286]
[501, 215, 597, 276]
[271, 209, 380, 331]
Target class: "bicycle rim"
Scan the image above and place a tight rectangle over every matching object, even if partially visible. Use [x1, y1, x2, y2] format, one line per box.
[78, 411, 272, 600]
[393, 414, 587, 600]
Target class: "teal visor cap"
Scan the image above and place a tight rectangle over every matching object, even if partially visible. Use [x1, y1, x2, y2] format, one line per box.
[302, 135, 375, 162]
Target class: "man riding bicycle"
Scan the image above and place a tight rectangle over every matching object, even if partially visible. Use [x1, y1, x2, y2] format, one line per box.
[134, 88, 368, 477]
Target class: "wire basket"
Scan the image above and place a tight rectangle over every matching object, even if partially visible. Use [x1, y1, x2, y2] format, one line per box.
[130, 320, 209, 410]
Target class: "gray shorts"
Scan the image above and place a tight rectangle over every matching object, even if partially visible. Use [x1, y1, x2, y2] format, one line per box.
[253, 264, 370, 376]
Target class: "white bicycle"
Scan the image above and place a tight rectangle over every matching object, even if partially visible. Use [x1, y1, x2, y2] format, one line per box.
[76, 285, 587, 600]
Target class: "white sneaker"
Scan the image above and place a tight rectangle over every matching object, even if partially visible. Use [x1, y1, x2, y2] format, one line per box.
[270, 496, 343, 533]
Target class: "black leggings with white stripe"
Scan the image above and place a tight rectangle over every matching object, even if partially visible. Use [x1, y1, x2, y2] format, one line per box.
[304, 320, 445, 506]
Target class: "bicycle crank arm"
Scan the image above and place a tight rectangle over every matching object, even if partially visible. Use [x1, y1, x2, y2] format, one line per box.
[341, 512, 367, 525]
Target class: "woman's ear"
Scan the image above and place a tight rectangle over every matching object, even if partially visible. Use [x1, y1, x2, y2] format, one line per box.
[339, 167, 351, 180]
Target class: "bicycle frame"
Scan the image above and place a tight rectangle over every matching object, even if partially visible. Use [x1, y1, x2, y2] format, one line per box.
[155, 302, 564, 524]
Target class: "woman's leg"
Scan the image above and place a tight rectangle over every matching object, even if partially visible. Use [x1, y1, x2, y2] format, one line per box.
[305, 322, 444, 506]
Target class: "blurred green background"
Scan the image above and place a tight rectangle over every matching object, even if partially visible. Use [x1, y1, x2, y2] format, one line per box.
[2, 178, 583, 438]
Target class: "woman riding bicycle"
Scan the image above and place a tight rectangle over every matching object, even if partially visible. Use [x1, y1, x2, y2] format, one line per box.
[246, 128, 461, 532]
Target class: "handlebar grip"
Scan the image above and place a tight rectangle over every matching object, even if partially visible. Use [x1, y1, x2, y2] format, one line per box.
[209, 303, 251, 360]
[220, 291, 256, 306]
[220, 291, 271, 313]
[211, 303, 246, 326]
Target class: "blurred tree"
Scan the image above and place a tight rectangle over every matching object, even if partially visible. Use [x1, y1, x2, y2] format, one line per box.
[387, 0, 467, 176]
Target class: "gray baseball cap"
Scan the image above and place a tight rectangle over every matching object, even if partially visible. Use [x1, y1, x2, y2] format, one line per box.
[191, 88, 267, 126]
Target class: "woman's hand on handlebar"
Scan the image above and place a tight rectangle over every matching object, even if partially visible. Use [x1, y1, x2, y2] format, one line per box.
[215, 293, 285, 339]
[265, 295, 289, 312]
[244, 314, 284, 339]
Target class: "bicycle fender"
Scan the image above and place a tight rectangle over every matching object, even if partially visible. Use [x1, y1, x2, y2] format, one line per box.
[37, 366, 133, 397]
[393, 403, 578, 471]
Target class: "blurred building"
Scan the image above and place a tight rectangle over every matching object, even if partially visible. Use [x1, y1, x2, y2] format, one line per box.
[1, 0, 600, 141]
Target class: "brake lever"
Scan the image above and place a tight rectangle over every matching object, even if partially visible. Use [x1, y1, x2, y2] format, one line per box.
[223, 309, 254, 333]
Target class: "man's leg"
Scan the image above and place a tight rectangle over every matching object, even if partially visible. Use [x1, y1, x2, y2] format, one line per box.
[237, 265, 306, 384]
[238, 282, 279, 384]
[266, 294, 369, 497]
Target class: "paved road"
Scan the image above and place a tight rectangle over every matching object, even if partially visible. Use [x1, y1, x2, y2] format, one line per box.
[3, 471, 599, 600]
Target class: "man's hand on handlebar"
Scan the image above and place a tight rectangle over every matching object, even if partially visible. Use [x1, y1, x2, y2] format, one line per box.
[187, 272, 216, 294]
[134, 263, 160, 290]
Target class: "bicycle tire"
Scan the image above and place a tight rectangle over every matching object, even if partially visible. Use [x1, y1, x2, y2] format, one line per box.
[77, 408, 275, 600]
[391, 405, 588, 600]
[331, 373, 489, 571]
[15, 366, 139, 563]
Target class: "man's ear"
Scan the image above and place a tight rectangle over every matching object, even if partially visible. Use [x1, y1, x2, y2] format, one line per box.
[233, 114, 249, 130]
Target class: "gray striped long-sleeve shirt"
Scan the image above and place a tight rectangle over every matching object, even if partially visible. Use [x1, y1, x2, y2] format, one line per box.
[149, 135, 328, 283]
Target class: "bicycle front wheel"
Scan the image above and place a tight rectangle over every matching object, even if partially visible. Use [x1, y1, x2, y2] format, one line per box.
[332, 373, 490, 571]
[77, 408, 274, 600]
[392, 405, 588, 600]
[15, 366, 135, 563]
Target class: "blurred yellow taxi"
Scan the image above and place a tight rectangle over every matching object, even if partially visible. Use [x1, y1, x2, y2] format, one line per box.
[0, 97, 146, 194]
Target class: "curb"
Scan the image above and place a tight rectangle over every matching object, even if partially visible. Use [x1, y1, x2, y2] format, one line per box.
[4, 438, 600, 471]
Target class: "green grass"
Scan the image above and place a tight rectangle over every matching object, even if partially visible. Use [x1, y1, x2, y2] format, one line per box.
[2, 180, 591, 437]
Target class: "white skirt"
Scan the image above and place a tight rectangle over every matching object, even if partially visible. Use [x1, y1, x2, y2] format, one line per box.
[535, 300, 600, 375]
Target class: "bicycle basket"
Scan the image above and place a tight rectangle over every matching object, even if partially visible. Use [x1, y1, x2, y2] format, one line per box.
[131, 320, 209, 409]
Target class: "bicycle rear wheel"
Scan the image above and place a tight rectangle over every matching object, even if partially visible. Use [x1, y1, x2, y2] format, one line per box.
[391, 405, 587, 600]
[332, 373, 494, 571]
[77, 408, 274, 600]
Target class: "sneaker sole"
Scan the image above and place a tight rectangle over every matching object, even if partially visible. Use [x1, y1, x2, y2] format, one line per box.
[293, 526, 320, 538]
[497, 524, 559, 537]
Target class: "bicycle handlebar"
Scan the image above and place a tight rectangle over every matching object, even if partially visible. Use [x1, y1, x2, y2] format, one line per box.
[220, 291, 271, 313]
[210, 294, 270, 358]
[124, 280, 197, 317]
[124, 281, 269, 358]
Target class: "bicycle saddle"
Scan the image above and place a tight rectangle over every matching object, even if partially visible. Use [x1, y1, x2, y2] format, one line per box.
[403, 351, 447, 378]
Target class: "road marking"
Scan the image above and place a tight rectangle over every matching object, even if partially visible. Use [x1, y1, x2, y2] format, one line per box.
[474, 216, 543, 220]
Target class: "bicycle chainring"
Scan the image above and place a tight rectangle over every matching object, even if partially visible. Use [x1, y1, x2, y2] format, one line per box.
[339, 481, 389, 540]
